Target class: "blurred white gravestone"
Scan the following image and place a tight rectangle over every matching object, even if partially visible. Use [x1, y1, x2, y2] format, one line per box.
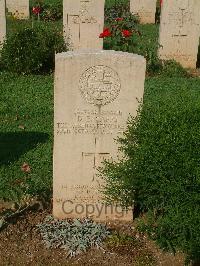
[53, 50, 146, 221]
[130, 0, 157, 24]
[159, 0, 200, 68]
[63, 0, 105, 50]
[0, 0, 6, 46]
[6, 0, 29, 19]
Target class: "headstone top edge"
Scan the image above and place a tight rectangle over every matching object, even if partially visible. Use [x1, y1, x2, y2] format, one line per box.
[55, 50, 146, 62]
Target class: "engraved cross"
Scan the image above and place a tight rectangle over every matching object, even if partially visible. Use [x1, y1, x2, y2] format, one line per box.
[92, 70, 113, 102]
[82, 138, 110, 181]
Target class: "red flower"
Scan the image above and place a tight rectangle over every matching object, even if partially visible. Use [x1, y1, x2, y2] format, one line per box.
[116, 17, 123, 22]
[122, 30, 132, 37]
[32, 6, 41, 15]
[21, 162, 31, 173]
[160, 0, 163, 5]
[99, 28, 112, 38]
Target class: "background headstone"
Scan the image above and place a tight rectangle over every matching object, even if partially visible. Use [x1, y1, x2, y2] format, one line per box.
[6, 0, 29, 19]
[53, 50, 146, 221]
[158, 0, 200, 68]
[130, 0, 157, 24]
[63, 0, 105, 50]
[0, 0, 6, 46]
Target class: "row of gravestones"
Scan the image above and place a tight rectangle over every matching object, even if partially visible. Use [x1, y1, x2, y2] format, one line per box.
[2, 0, 157, 23]
[1, 0, 200, 68]
[0, 0, 200, 221]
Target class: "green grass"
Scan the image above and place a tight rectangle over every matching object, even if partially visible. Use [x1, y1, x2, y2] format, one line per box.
[0, 72, 53, 201]
[7, 17, 62, 35]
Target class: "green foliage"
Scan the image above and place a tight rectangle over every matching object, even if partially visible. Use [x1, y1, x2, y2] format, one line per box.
[159, 60, 188, 78]
[101, 77, 200, 264]
[37, 216, 109, 257]
[105, 0, 129, 9]
[123, 24, 188, 76]
[30, 0, 62, 21]
[130, 24, 160, 75]
[105, 1, 135, 20]
[1, 25, 67, 74]
[103, 13, 140, 53]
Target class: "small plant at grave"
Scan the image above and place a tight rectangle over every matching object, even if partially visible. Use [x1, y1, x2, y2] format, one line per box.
[106, 232, 138, 247]
[0, 25, 67, 74]
[100, 16, 141, 53]
[37, 216, 110, 257]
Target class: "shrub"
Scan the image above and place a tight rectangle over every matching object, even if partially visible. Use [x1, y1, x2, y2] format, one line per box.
[100, 78, 200, 264]
[105, 1, 136, 20]
[0, 25, 67, 74]
[102, 13, 140, 53]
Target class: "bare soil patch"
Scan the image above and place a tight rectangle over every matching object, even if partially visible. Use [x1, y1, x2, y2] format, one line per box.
[0, 208, 185, 266]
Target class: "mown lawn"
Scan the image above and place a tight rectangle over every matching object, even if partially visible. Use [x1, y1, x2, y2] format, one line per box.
[0, 73, 53, 201]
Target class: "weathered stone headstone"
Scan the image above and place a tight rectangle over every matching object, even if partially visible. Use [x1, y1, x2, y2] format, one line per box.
[130, 0, 157, 24]
[6, 0, 29, 19]
[0, 0, 6, 46]
[53, 50, 146, 221]
[159, 0, 200, 68]
[63, 0, 104, 50]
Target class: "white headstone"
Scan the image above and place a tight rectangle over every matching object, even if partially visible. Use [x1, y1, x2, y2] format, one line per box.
[159, 0, 200, 68]
[63, 0, 105, 50]
[130, 0, 157, 24]
[53, 50, 146, 221]
[6, 0, 29, 19]
[0, 0, 6, 46]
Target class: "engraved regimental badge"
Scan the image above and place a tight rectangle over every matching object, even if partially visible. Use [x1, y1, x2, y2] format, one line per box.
[79, 65, 121, 106]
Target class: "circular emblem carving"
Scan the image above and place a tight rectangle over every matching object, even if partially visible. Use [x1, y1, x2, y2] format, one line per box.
[79, 65, 121, 106]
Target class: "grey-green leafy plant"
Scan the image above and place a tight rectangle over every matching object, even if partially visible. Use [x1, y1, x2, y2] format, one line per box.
[37, 216, 109, 257]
